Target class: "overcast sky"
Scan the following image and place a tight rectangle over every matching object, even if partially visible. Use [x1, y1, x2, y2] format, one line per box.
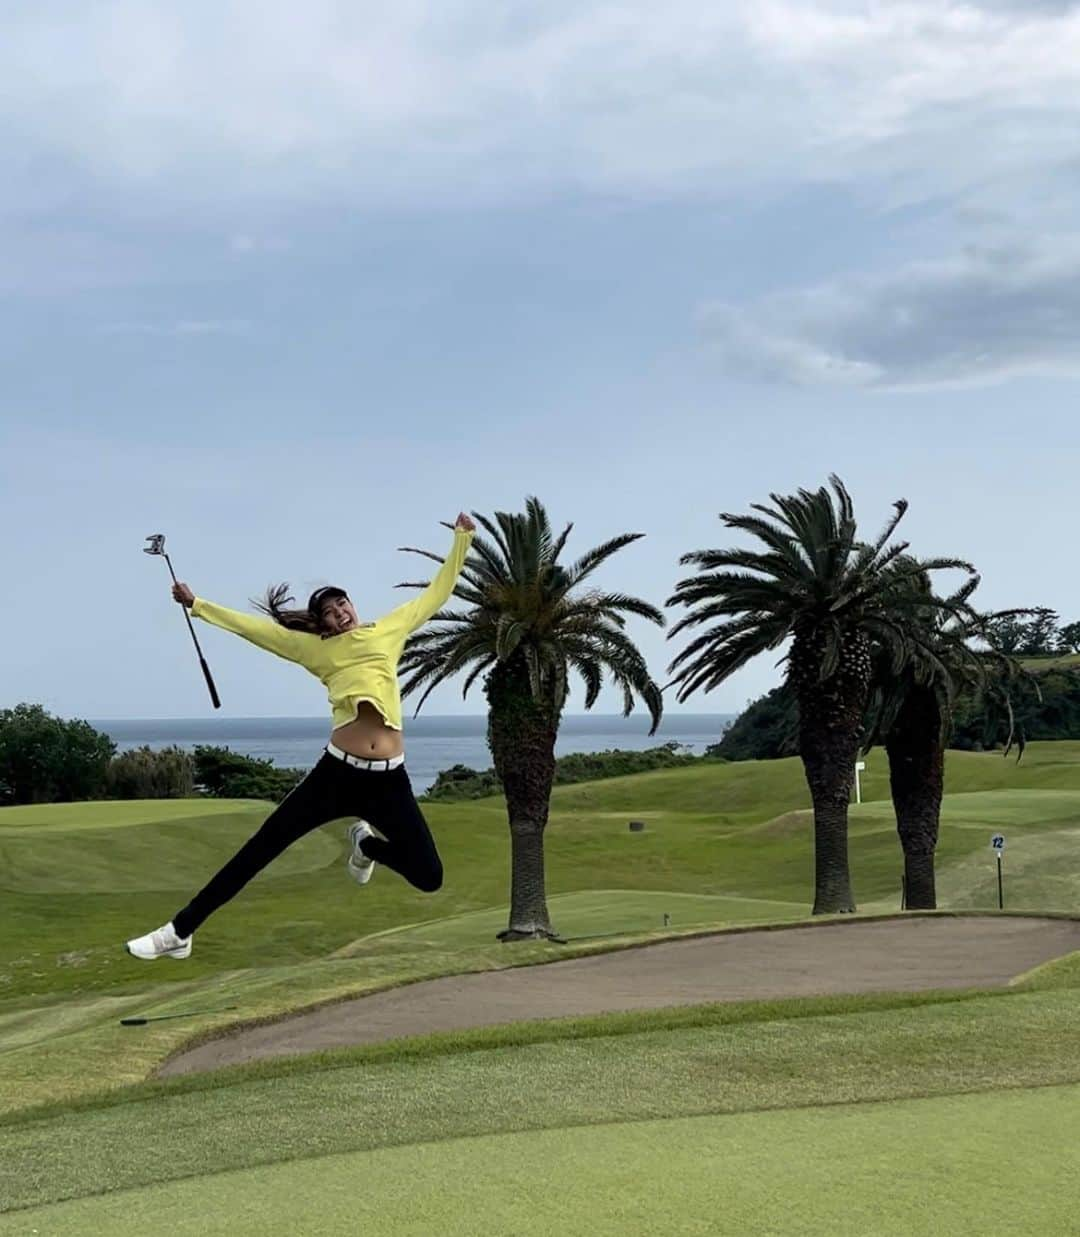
[3, 1, 1079, 723]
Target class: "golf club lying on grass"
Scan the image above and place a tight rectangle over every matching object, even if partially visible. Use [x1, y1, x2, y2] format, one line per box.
[144, 533, 221, 709]
[120, 1006, 238, 1026]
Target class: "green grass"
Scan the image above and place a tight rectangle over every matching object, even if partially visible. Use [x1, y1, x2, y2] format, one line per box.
[6, 1085, 1076, 1236]
[0, 799, 267, 831]
[3, 744, 1080, 1230]
[336, 888, 805, 955]
[4, 982, 1080, 1216]
[0, 812, 338, 894]
[1020, 652, 1080, 672]
[2, 742, 1080, 1117]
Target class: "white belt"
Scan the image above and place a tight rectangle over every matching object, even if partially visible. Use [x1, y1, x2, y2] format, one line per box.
[326, 742, 405, 772]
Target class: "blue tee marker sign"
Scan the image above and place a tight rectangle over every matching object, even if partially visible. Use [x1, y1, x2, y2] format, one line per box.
[991, 834, 1005, 908]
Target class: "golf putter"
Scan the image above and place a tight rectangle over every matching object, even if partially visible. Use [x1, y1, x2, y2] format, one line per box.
[144, 533, 222, 709]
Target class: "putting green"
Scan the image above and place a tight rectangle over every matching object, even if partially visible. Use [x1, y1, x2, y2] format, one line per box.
[4, 1083, 1076, 1235]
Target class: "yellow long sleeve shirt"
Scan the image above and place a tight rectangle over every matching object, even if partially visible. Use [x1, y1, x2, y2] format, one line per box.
[190, 528, 474, 731]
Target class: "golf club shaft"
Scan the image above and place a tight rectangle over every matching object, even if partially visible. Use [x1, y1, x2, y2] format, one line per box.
[164, 553, 221, 709]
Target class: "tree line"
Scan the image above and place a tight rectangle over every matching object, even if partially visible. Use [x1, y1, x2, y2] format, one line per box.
[983, 610, 1080, 657]
[0, 704, 303, 805]
[423, 742, 707, 801]
[717, 651, 1080, 762]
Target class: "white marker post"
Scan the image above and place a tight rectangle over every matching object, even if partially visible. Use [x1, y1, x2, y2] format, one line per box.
[991, 834, 1005, 909]
[854, 760, 866, 805]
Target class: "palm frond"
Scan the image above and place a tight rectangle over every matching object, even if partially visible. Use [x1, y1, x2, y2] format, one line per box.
[470, 511, 513, 565]
[550, 521, 574, 563]
[566, 533, 645, 588]
[589, 592, 666, 626]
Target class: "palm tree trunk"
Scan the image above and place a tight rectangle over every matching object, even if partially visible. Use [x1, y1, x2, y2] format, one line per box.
[792, 627, 870, 915]
[799, 717, 859, 915]
[485, 656, 562, 941]
[885, 686, 944, 911]
[502, 817, 554, 940]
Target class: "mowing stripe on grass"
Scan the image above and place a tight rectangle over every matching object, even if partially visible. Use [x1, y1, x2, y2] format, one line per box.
[0, 800, 271, 831]
[4, 1083, 1078, 1235]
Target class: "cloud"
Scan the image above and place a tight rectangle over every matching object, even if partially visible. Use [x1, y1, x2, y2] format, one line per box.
[2, 1, 1079, 213]
[703, 240, 1080, 389]
[966, 0, 1076, 10]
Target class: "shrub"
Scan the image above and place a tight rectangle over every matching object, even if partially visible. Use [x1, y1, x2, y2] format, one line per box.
[193, 745, 305, 802]
[105, 745, 195, 799]
[422, 742, 718, 802]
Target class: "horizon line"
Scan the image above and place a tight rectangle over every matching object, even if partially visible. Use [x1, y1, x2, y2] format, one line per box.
[85, 710, 737, 722]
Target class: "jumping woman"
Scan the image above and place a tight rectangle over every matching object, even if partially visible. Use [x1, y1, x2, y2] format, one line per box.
[125, 514, 475, 960]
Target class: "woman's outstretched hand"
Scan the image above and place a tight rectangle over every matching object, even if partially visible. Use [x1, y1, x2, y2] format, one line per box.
[172, 582, 195, 607]
[454, 512, 475, 532]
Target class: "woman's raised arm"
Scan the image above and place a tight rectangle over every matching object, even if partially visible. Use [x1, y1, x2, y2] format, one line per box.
[175, 584, 312, 664]
[380, 515, 475, 637]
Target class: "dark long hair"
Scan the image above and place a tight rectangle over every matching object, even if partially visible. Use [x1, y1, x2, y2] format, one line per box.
[252, 583, 323, 634]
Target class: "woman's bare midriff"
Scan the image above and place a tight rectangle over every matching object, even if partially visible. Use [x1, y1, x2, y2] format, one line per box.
[331, 701, 405, 760]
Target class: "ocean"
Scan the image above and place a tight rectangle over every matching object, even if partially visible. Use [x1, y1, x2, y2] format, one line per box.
[92, 714, 733, 796]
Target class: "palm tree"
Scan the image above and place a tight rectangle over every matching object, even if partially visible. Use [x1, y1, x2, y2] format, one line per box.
[397, 498, 665, 941]
[665, 475, 972, 915]
[865, 575, 1032, 909]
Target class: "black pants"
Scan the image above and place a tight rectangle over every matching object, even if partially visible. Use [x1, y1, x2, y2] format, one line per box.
[172, 753, 442, 939]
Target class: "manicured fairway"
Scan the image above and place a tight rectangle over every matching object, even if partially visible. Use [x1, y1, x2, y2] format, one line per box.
[5, 983, 1080, 1211]
[3, 744, 1080, 1117]
[2, 745, 1080, 1233]
[5, 1084, 1077, 1235]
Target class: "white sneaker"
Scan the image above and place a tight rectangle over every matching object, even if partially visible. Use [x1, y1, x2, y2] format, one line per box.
[125, 922, 192, 960]
[347, 820, 377, 885]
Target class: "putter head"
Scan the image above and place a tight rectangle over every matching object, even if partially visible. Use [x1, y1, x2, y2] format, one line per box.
[144, 534, 166, 556]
